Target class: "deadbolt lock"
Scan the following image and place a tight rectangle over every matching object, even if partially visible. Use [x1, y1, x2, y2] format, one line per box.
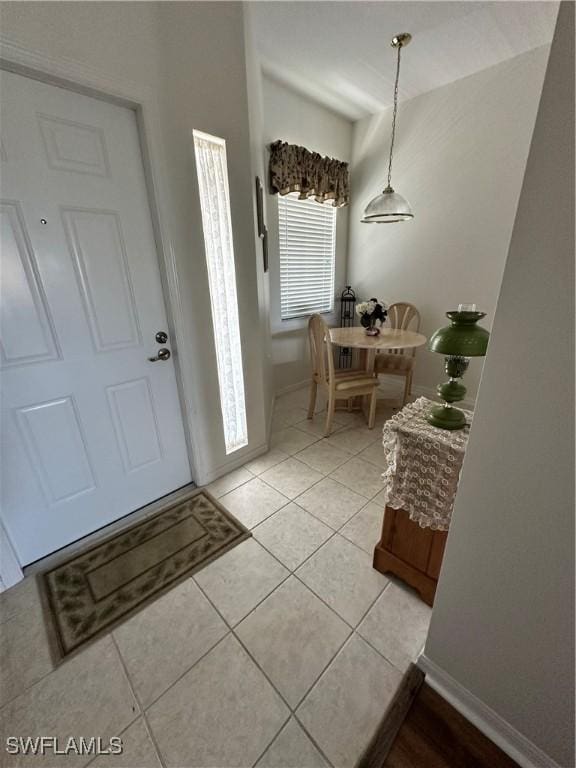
[155, 331, 168, 344]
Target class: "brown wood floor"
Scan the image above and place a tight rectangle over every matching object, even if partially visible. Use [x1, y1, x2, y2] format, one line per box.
[384, 684, 519, 768]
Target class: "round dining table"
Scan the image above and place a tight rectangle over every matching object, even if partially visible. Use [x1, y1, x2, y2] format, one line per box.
[329, 326, 427, 373]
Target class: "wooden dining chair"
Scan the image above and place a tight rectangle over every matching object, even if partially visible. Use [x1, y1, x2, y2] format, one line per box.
[307, 314, 379, 436]
[375, 302, 421, 405]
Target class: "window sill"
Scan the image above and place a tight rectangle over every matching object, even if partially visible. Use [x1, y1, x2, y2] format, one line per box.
[271, 309, 338, 336]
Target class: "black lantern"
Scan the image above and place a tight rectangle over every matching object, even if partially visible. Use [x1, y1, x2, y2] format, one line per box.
[339, 286, 356, 368]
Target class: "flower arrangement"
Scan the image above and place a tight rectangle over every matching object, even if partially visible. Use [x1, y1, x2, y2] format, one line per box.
[356, 298, 388, 335]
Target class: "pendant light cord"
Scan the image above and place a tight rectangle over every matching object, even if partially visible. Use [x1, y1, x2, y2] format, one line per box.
[387, 43, 402, 190]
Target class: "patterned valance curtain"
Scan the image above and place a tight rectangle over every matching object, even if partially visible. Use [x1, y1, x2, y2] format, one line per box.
[269, 140, 349, 208]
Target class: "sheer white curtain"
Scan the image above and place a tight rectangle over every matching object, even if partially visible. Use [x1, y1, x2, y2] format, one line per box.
[193, 130, 248, 454]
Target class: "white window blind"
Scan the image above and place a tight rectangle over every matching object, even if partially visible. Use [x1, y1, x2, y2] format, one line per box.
[193, 130, 248, 454]
[278, 195, 336, 320]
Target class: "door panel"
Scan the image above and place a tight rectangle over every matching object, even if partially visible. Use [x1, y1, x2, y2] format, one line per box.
[106, 378, 163, 474]
[0, 201, 61, 366]
[62, 208, 141, 351]
[38, 113, 110, 177]
[15, 397, 96, 504]
[0, 71, 192, 564]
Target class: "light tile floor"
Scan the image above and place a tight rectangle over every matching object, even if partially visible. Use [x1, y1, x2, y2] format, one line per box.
[0, 385, 432, 768]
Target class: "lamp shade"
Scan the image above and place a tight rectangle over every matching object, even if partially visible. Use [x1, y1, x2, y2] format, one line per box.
[429, 311, 489, 357]
[361, 186, 413, 223]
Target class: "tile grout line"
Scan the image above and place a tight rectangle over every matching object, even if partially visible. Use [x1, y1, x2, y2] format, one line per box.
[214, 396, 402, 764]
[192, 547, 349, 768]
[284, 425, 377, 459]
[266, 403, 386, 458]
[2, 395, 396, 763]
[1, 585, 254, 723]
[0, 400, 396, 754]
[257, 472, 385, 547]
[291, 489, 374, 533]
[288, 713, 336, 768]
[355, 579, 392, 628]
[212, 402, 388, 499]
[246, 452, 381, 534]
[109, 587, 253, 741]
[289, 628, 353, 713]
[232, 493, 294, 531]
[248, 713, 294, 768]
[1, 461, 384, 721]
[336, 521, 385, 559]
[355, 617, 415, 676]
[255, 454, 383, 525]
[82, 651, 164, 768]
[107, 634, 155, 763]
[251, 512, 334, 567]
[138, 713, 166, 768]
[196, 563, 293, 634]
[191, 580, 301, 758]
[244, 519, 393, 649]
[248, 492, 391, 632]
[140, 628, 233, 713]
[234, 436, 390, 630]
[10, 547, 390, 766]
[121, 565, 396, 768]
[200, 582, 339, 768]
[249, 718, 292, 768]
[0, 658, 57, 713]
[290, 632, 367, 762]
[232, 629, 296, 713]
[244, 450, 291, 476]
[253, 709, 337, 768]
[247, 532, 356, 631]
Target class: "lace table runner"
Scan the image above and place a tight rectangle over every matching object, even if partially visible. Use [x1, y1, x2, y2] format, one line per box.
[382, 397, 472, 530]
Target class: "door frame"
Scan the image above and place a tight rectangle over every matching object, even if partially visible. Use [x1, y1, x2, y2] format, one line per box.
[0, 36, 201, 582]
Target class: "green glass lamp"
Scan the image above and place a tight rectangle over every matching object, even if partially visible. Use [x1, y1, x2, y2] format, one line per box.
[427, 306, 490, 430]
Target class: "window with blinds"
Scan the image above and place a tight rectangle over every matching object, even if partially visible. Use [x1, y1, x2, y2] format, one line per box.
[278, 195, 337, 320]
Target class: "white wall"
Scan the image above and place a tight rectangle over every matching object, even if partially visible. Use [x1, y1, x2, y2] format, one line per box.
[243, 5, 274, 431]
[154, 3, 268, 477]
[347, 46, 549, 403]
[261, 75, 353, 392]
[0, 2, 269, 489]
[422, 4, 574, 766]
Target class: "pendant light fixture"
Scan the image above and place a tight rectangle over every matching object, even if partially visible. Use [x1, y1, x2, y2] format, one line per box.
[362, 33, 413, 223]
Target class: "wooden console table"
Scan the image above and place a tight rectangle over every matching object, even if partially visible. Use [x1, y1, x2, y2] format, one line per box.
[373, 397, 471, 606]
[374, 507, 448, 606]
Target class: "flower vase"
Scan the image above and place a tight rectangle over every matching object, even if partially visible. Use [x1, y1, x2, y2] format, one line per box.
[361, 316, 380, 336]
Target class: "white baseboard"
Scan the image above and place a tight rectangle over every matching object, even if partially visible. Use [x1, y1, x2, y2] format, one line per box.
[200, 393, 279, 485]
[267, 393, 276, 443]
[275, 379, 309, 397]
[418, 654, 560, 768]
[197, 440, 271, 486]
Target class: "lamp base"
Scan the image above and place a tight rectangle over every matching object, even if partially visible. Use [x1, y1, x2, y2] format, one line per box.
[427, 403, 467, 430]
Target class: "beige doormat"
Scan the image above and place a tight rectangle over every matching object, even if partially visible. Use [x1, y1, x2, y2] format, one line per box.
[42, 490, 250, 659]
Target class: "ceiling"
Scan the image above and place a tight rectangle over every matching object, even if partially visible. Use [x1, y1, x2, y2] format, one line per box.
[250, 1, 559, 121]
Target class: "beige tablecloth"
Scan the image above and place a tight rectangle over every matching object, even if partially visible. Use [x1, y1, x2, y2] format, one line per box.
[382, 397, 472, 530]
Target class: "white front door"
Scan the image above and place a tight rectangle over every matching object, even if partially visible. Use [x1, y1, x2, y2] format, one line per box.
[0, 71, 192, 565]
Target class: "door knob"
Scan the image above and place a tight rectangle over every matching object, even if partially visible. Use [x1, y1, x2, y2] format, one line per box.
[148, 348, 171, 362]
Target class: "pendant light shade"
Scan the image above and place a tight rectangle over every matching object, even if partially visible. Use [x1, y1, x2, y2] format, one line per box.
[362, 33, 413, 224]
[361, 186, 413, 223]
